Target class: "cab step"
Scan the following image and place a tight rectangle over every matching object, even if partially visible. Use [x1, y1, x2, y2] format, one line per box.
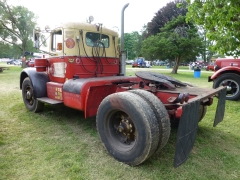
[37, 97, 63, 105]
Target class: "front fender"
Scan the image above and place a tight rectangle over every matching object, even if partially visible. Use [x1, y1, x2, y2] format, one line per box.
[20, 68, 49, 98]
[210, 66, 240, 80]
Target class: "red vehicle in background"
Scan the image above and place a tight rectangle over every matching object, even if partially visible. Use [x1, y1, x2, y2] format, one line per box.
[205, 62, 215, 71]
[209, 58, 240, 100]
[132, 57, 146, 68]
[27, 59, 35, 67]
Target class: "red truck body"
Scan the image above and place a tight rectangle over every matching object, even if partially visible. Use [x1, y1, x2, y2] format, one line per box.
[215, 58, 240, 69]
[20, 4, 226, 167]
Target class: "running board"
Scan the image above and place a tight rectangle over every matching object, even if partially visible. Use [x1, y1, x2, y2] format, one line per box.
[37, 97, 63, 105]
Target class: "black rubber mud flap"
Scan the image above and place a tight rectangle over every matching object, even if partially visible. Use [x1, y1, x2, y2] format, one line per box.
[174, 100, 201, 167]
[213, 87, 227, 127]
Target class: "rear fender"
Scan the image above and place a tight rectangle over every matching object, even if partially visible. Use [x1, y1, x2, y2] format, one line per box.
[210, 66, 240, 80]
[20, 68, 49, 98]
[84, 85, 117, 118]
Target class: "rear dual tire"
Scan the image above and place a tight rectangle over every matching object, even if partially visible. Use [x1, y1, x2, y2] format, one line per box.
[128, 90, 170, 152]
[96, 91, 161, 166]
[96, 90, 171, 165]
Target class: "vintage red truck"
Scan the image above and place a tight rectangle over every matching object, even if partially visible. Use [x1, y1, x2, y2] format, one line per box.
[20, 4, 226, 167]
[209, 58, 240, 100]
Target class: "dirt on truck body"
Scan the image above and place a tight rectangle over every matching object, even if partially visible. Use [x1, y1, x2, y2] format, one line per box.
[20, 4, 226, 167]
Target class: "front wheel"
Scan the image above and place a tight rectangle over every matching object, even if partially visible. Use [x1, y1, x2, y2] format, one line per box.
[22, 77, 44, 112]
[213, 73, 240, 100]
[96, 92, 159, 166]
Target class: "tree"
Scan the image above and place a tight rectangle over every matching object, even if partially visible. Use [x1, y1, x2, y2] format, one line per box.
[186, 0, 240, 57]
[147, 0, 188, 37]
[0, 42, 11, 58]
[142, 16, 203, 74]
[0, 0, 37, 60]
[124, 32, 137, 60]
[123, 31, 144, 60]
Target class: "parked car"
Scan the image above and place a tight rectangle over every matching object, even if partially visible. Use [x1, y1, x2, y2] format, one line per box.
[6, 60, 15, 65]
[27, 59, 35, 67]
[125, 60, 134, 65]
[132, 57, 146, 68]
[153, 60, 166, 66]
[145, 61, 152, 68]
[14, 60, 22, 66]
[205, 63, 215, 71]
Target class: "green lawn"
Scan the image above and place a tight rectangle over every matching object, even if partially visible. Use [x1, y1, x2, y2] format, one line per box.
[0, 63, 239, 180]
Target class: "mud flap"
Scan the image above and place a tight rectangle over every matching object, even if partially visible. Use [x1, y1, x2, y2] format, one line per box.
[174, 100, 201, 167]
[213, 87, 227, 127]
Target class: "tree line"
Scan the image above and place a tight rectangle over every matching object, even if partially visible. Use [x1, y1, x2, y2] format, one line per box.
[1, 0, 239, 73]
[0, 0, 37, 59]
[124, 0, 240, 73]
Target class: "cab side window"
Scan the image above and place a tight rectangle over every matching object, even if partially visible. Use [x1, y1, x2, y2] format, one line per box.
[52, 30, 62, 52]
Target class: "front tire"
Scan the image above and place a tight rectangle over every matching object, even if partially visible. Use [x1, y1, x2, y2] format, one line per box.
[213, 73, 240, 100]
[22, 77, 44, 112]
[96, 92, 159, 166]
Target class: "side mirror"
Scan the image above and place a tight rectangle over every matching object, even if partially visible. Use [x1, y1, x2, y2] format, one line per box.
[57, 43, 62, 51]
[33, 29, 40, 49]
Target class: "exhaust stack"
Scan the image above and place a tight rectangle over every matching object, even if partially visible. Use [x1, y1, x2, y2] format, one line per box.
[120, 3, 129, 76]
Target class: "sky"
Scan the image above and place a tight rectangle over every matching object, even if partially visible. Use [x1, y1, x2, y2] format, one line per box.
[9, 0, 172, 33]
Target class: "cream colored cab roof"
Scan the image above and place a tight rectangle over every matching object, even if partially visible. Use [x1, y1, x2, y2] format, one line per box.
[50, 22, 119, 57]
[54, 22, 118, 36]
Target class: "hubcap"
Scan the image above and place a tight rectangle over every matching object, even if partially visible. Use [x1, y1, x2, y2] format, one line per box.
[26, 90, 32, 100]
[117, 117, 134, 140]
[221, 79, 239, 98]
[111, 112, 136, 145]
[25, 86, 34, 105]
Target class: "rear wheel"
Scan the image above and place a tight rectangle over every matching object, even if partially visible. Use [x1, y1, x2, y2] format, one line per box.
[129, 89, 170, 152]
[213, 73, 240, 100]
[198, 105, 207, 122]
[96, 92, 159, 166]
[171, 105, 207, 126]
[22, 77, 44, 112]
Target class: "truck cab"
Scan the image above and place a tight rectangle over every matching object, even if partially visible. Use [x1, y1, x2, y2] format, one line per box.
[36, 22, 121, 81]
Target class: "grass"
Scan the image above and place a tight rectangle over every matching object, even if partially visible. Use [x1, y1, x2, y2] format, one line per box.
[0, 63, 240, 180]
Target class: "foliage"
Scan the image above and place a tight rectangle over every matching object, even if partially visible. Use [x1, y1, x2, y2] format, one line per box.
[142, 16, 203, 73]
[124, 32, 138, 60]
[124, 29, 146, 60]
[147, 0, 188, 37]
[0, 0, 37, 56]
[186, 0, 240, 57]
[0, 41, 22, 59]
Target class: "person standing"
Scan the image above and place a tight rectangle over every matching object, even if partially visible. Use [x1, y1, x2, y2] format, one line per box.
[22, 56, 26, 68]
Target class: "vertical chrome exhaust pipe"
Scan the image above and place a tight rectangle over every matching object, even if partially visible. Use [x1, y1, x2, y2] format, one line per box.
[120, 3, 129, 76]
